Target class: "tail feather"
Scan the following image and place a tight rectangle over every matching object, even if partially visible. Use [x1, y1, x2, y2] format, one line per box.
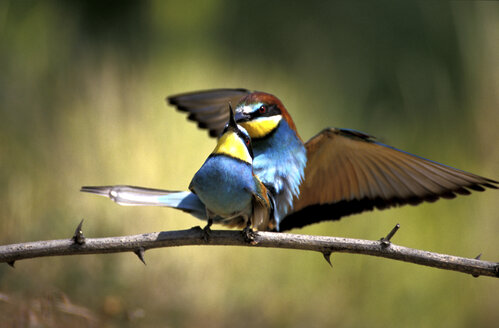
[80, 185, 206, 220]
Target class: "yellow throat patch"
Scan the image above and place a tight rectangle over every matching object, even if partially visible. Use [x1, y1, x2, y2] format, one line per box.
[212, 131, 252, 163]
[240, 115, 282, 139]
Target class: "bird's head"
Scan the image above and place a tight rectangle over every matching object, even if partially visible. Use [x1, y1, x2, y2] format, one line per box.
[211, 104, 254, 164]
[234, 92, 298, 140]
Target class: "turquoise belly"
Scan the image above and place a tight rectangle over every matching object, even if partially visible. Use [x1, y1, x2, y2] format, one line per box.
[190, 155, 254, 218]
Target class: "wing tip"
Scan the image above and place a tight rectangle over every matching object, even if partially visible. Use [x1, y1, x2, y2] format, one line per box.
[482, 180, 499, 189]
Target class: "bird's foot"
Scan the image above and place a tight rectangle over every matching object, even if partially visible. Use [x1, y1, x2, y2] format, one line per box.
[202, 220, 213, 242]
[242, 225, 256, 244]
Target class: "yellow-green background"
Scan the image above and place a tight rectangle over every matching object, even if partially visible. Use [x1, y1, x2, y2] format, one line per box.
[1, 1, 498, 327]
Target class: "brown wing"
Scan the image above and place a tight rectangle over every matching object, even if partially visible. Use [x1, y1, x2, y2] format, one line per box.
[167, 88, 251, 137]
[279, 128, 498, 231]
[251, 177, 275, 231]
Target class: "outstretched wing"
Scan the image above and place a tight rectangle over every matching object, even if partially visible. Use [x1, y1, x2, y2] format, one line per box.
[167, 88, 251, 137]
[279, 128, 498, 231]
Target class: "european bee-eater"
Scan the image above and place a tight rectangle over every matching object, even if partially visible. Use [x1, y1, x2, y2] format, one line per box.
[81, 105, 273, 231]
[82, 89, 497, 232]
[167, 89, 498, 231]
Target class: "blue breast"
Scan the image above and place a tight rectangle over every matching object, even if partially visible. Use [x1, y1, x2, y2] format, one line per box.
[252, 120, 307, 229]
[190, 155, 255, 217]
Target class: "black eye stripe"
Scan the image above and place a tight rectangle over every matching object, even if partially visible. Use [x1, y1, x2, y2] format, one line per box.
[234, 129, 254, 158]
[235, 129, 250, 144]
[249, 104, 280, 118]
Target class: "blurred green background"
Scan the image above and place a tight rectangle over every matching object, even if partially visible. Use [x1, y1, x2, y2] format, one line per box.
[1, 1, 498, 327]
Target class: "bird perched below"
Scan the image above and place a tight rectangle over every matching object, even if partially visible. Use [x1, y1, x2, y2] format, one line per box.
[81, 105, 274, 233]
[166, 89, 498, 231]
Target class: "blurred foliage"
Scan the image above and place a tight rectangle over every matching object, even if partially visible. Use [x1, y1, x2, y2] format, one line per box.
[0, 1, 498, 327]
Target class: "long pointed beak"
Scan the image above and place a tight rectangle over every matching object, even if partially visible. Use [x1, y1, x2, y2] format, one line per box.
[235, 111, 250, 122]
[228, 103, 238, 128]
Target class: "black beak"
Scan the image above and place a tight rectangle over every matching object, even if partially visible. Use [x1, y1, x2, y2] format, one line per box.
[228, 103, 238, 129]
[234, 111, 250, 122]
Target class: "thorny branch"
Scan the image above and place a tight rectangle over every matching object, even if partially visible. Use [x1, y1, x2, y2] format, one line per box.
[0, 221, 498, 278]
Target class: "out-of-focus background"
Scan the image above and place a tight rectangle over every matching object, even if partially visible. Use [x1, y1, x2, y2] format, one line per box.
[0, 1, 498, 327]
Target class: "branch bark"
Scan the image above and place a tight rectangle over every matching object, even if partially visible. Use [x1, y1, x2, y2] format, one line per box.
[1, 224, 498, 278]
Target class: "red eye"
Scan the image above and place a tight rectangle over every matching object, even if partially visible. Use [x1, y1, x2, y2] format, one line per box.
[259, 105, 267, 114]
[245, 139, 250, 146]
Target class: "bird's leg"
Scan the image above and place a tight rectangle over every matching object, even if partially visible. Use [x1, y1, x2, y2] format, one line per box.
[202, 208, 214, 242]
[199, 219, 213, 242]
[242, 219, 255, 243]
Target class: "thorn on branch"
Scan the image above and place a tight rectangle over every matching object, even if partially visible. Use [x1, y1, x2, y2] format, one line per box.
[322, 251, 333, 268]
[134, 247, 146, 265]
[472, 254, 483, 277]
[380, 223, 400, 247]
[7, 261, 15, 268]
[72, 219, 86, 245]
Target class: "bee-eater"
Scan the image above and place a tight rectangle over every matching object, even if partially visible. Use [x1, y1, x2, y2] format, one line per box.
[81, 105, 274, 232]
[167, 89, 498, 231]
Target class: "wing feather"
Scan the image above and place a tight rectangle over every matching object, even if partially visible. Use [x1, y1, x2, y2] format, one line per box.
[279, 128, 498, 231]
[167, 89, 251, 137]
[251, 177, 274, 230]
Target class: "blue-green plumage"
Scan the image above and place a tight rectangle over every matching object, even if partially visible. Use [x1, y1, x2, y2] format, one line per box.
[251, 120, 306, 228]
[189, 155, 255, 218]
[185, 107, 273, 229]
